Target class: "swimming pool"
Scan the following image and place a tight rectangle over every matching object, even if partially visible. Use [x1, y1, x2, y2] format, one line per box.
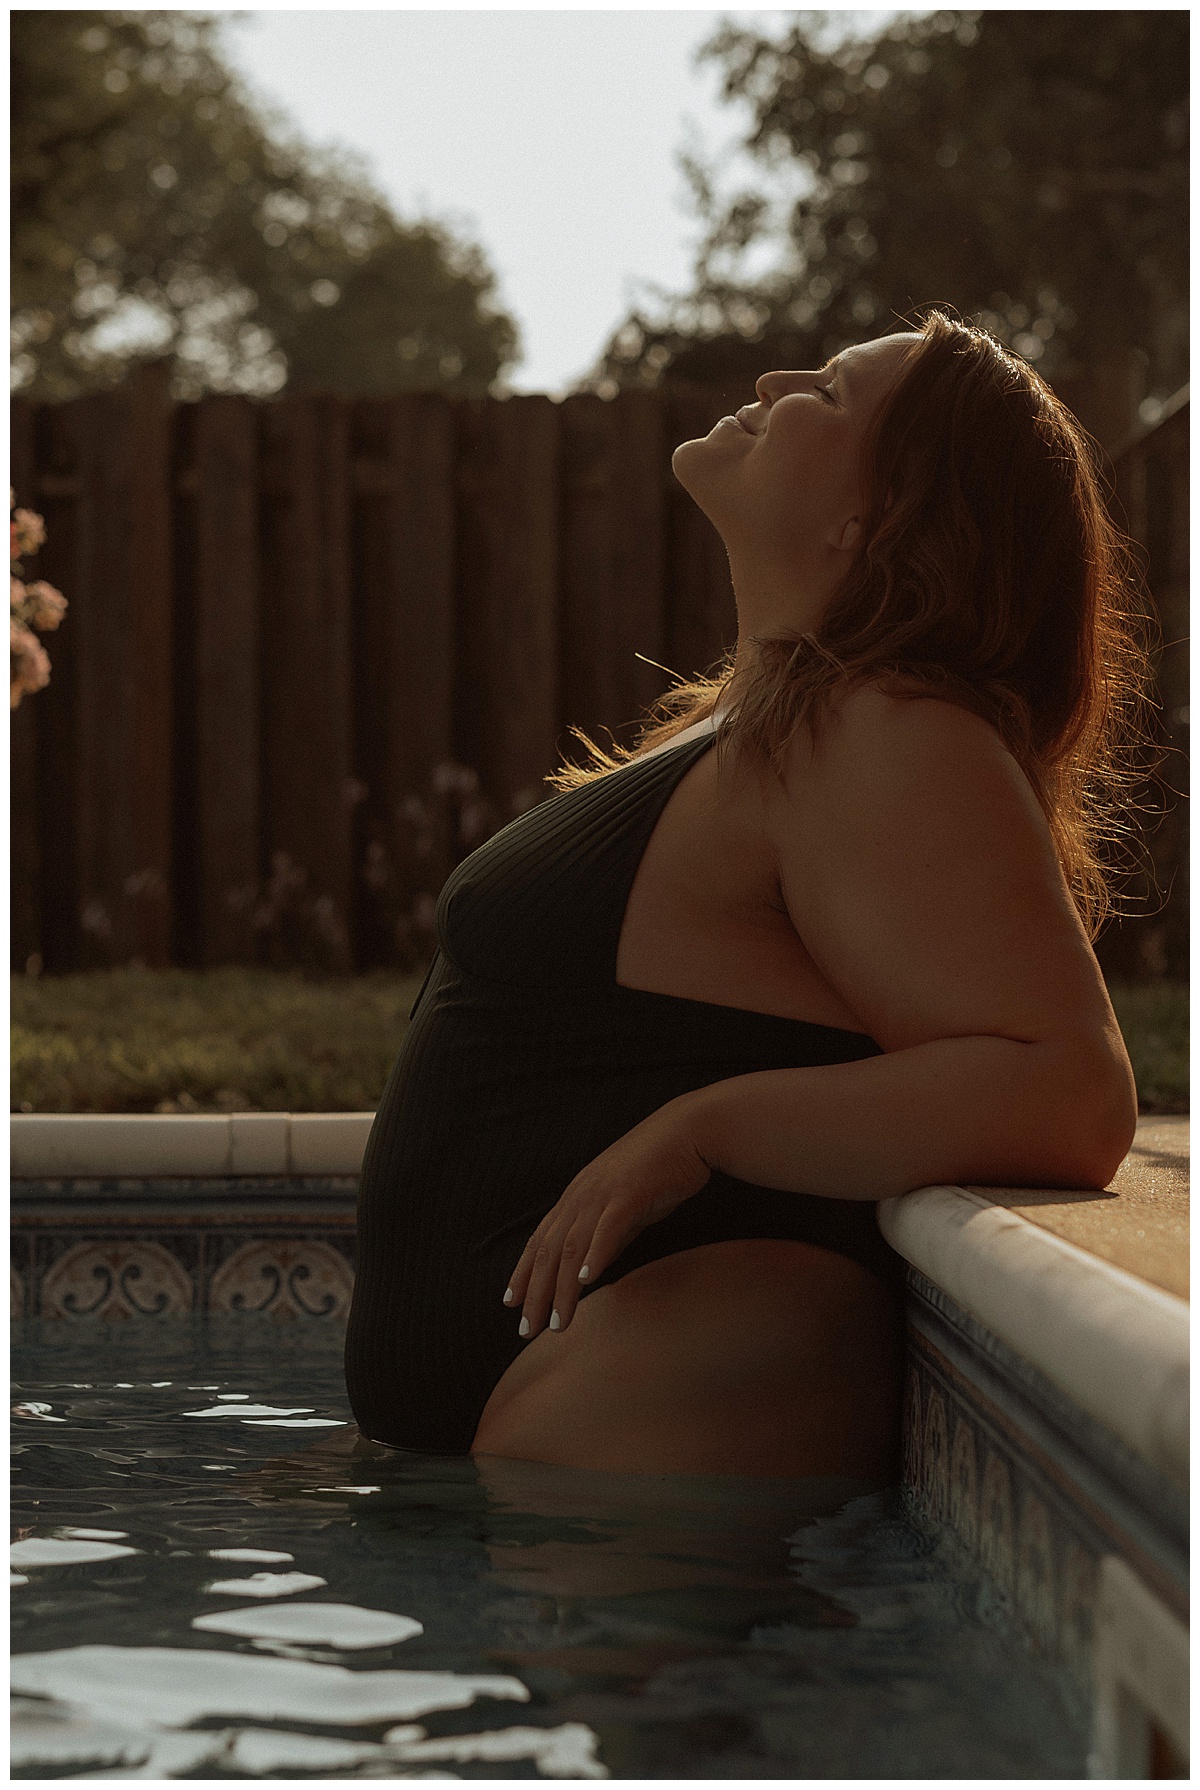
[12, 1317, 1088, 1779]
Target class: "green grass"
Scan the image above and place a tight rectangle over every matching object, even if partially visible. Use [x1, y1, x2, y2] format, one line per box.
[10, 967, 1189, 1116]
[1106, 980, 1190, 1115]
[11, 967, 426, 1114]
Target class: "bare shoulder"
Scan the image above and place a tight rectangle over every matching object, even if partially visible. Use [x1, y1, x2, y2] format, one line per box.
[763, 678, 1116, 1055]
[821, 677, 1008, 754]
[772, 679, 1042, 841]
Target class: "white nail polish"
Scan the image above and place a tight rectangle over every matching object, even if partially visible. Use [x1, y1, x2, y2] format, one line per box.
[518, 1317, 530, 1338]
[549, 1311, 561, 1331]
[502, 1287, 514, 1305]
[578, 1265, 590, 1283]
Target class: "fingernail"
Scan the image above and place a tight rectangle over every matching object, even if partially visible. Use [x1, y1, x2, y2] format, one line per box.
[502, 1287, 514, 1305]
[518, 1316, 530, 1338]
[578, 1265, 590, 1283]
[549, 1310, 561, 1331]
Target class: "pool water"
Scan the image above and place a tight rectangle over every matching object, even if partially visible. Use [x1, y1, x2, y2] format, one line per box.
[12, 1320, 1088, 1779]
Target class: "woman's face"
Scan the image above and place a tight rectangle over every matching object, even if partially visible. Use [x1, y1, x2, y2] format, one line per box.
[672, 331, 921, 600]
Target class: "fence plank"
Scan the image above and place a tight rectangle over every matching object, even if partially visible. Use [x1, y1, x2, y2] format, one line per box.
[1096, 402, 1189, 982]
[10, 696, 41, 973]
[64, 391, 135, 968]
[457, 395, 560, 815]
[50, 368, 174, 968]
[559, 391, 667, 754]
[187, 396, 261, 964]
[1051, 353, 1143, 461]
[559, 393, 618, 746]
[352, 394, 457, 965]
[259, 397, 354, 970]
[617, 390, 671, 723]
[663, 387, 737, 681]
[126, 363, 175, 965]
[1144, 415, 1189, 981]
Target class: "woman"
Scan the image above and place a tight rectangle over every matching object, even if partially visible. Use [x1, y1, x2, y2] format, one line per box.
[345, 310, 1146, 1479]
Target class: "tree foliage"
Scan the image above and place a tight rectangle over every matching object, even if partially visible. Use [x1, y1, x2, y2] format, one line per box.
[12, 11, 520, 399]
[594, 10, 1187, 396]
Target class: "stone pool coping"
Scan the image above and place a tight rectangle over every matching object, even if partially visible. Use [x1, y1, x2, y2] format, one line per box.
[967, 1117, 1189, 1301]
[10, 1112, 375, 1180]
[10, 1111, 1190, 1495]
[878, 1185, 1188, 1496]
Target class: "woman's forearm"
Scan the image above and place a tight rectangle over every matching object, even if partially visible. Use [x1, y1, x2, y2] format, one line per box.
[682, 1034, 1135, 1202]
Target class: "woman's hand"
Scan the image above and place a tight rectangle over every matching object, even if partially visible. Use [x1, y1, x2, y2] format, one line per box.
[503, 1095, 714, 1339]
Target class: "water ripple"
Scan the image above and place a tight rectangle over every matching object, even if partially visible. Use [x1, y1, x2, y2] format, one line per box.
[11, 1319, 1087, 1779]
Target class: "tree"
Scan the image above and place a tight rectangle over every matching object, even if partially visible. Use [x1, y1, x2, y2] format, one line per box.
[593, 10, 1187, 401]
[12, 11, 520, 399]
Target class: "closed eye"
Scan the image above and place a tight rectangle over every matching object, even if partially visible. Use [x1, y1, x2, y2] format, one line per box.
[814, 382, 838, 405]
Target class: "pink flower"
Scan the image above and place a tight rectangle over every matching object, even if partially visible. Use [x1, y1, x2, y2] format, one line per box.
[431, 761, 478, 798]
[9, 497, 64, 707]
[10, 618, 51, 708]
[10, 508, 46, 561]
[23, 581, 67, 630]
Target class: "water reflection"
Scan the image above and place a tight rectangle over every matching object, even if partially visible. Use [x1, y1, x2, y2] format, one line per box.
[192, 1602, 423, 1648]
[203, 1568, 327, 1597]
[11, 1320, 1088, 1780]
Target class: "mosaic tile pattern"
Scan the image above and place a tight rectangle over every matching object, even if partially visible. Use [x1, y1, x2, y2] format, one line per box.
[902, 1270, 1188, 1716]
[11, 1178, 356, 1324]
[208, 1239, 355, 1320]
[40, 1239, 197, 1320]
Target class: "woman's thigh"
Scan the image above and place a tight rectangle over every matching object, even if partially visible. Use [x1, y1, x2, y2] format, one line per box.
[471, 1239, 902, 1479]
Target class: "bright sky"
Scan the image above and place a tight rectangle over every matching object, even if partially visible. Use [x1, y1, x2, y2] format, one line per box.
[220, 8, 900, 394]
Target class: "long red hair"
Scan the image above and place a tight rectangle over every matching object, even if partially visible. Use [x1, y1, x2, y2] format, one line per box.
[553, 309, 1160, 939]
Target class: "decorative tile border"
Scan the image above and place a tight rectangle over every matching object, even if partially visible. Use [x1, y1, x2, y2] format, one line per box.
[882, 1175, 1189, 1744]
[11, 1177, 357, 1323]
[901, 1266, 1188, 1719]
[39, 1238, 197, 1321]
[879, 1182, 1189, 1492]
[208, 1237, 355, 1319]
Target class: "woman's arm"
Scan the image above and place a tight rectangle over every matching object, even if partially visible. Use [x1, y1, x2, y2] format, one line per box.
[684, 1028, 1134, 1202]
[505, 686, 1137, 1336]
[697, 683, 1137, 1196]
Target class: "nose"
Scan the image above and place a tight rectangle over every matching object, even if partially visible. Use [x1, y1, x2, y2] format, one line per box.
[755, 370, 818, 404]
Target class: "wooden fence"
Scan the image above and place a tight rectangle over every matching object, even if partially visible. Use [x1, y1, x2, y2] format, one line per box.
[11, 372, 743, 974]
[1103, 389, 1189, 981]
[10, 365, 1187, 977]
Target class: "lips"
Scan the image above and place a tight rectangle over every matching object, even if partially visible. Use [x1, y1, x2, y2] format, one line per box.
[733, 406, 763, 436]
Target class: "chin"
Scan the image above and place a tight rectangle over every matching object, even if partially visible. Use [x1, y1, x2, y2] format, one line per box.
[670, 435, 702, 478]
[671, 428, 737, 509]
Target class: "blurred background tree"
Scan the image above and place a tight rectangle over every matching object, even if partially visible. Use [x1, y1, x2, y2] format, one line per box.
[12, 10, 520, 400]
[592, 9, 1188, 409]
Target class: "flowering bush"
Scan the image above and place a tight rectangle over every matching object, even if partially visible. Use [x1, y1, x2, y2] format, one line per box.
[11, 491, 67, 709]
[248, 848, 352, 975]
[360, 759, 502, 966]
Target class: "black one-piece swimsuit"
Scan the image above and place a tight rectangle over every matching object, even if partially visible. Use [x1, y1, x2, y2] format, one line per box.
[344, 728, 898, 1454]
